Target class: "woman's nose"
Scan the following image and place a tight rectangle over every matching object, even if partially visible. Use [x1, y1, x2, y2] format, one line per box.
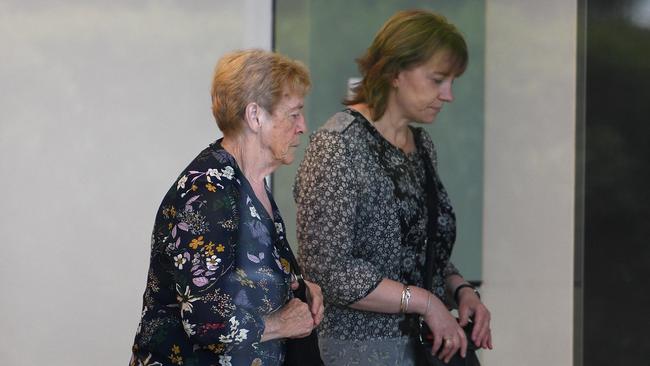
[439, 84, 454, 103]
[296, 115, 307, 135]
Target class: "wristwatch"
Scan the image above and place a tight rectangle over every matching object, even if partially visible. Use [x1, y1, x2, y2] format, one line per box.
[453, 283, 480, 305]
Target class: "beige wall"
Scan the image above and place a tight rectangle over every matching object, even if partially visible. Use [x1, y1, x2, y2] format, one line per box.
[482, 0, 576, 365]
[0, 2, 271, 365]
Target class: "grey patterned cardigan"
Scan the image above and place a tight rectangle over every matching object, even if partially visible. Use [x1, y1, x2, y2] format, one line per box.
[293, 109, 461, 340]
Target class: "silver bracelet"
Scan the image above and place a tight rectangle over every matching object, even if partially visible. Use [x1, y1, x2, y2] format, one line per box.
[424, 293, 432, 316]
[400, 285, 406, 313]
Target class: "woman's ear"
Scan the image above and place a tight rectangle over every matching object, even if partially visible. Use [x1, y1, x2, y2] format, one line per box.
[244, 102, 262, 132]
[392, 71, 401, 88]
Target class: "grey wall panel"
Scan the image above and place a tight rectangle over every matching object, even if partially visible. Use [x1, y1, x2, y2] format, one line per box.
[274, 0, 485, 281]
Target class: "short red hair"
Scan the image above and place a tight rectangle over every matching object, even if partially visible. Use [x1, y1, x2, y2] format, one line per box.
[211, 49, 311, 136]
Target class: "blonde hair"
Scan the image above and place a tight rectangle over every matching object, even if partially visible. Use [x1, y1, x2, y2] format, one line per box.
[211, 49, 311, 136]
[345, 10, 468, 121]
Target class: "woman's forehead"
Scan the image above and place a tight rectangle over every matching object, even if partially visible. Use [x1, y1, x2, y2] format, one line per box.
[421, 51, 458, 73]
[274, 93, 304, 114]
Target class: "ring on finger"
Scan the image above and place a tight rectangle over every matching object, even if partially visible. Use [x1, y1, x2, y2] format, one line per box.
[444, 337, 453, 347]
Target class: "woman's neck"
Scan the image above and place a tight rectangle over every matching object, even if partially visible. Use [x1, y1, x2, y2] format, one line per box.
[351, 103, 413, 152]
[221, 134, 275, 185]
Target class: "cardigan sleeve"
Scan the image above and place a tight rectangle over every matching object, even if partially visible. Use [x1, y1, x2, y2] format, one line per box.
[294, 131, 383, 305]
[163, 171, 266, 351]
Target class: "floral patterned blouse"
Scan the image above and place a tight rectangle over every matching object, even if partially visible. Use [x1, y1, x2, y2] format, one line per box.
[131, 140, 295, 366]
[294, 109, 460, 341]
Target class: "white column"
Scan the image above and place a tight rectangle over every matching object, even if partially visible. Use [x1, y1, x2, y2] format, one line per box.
[482, 1, 577, 365]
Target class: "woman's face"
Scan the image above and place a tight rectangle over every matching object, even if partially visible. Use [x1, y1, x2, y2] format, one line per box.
[391, 51, 458, 124]
[259, 93, 307, 166]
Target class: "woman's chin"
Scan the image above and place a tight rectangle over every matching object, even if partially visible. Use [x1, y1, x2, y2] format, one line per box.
[282, 156, 295, 165]
[278, 152, 296, 166]
[414, 116, 437, 124]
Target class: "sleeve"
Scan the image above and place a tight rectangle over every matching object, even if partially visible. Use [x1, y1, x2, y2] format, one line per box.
[440, 261, 463, 307]
[164, 171, 265, 351]
[443, 261, 461, 278]
[294, 131, 383, 305]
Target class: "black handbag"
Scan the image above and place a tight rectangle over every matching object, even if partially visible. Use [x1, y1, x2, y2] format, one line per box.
[282, 246, 324, 366]
[413, 141, 481, 366]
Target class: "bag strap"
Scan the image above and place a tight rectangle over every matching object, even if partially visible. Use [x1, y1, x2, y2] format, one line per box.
[419, 130, 440, 293]
[399, 129, 440, 338]
[280, 236, 309, 302]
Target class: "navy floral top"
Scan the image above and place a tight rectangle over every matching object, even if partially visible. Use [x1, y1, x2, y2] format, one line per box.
[131, 140, 294, 366]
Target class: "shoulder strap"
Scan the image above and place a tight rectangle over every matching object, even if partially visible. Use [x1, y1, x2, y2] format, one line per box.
[280, 236, 309, 302]
[418, 130, 440, 292]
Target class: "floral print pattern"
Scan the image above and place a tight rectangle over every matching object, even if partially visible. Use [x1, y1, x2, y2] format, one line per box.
[131, 140, 295, 366]
[294, 109, 460, 342]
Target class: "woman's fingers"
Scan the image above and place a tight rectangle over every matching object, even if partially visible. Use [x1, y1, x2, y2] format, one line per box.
[434, 328, 466, 362]
[475, 323, 493, 350]
[304, 281, 324, 325]
[457, 303, 472, 327]
[471, 304, 491, 346]
[436, 336, 449, 361]
[310, 299, 324, 326]
[431, 333, 443, 356]
[458, 326, 468, 358]
[437, 334, 462, 363]
[282, 298, 315, 338]
[456, 287, 493, 348]
[263, 298, 315, 341]
[290, 280, 300, 291]
[425, 295, 464, 361]
[475, 324, 490, 348]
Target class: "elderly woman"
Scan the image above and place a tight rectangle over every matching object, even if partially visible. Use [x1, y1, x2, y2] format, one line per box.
[130, 49, 323, 366]
[294, 10, 492, 366]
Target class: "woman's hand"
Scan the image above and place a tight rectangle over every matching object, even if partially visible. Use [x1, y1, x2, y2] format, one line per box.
[304, 280, 324, 326]
[261, 298, 314, 341]
[457, 288, 493, 349]
[422, 294, 468, 363]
